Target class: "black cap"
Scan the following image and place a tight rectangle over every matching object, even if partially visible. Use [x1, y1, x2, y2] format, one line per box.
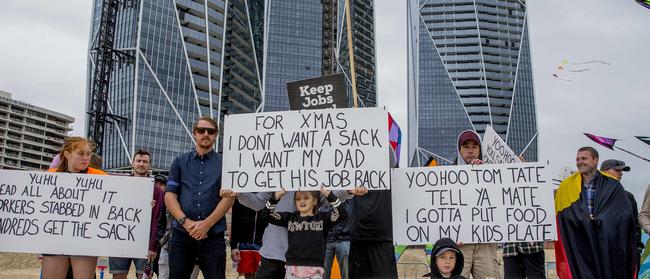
[154, 174, 167, 184]
[600, 159, 631, 172]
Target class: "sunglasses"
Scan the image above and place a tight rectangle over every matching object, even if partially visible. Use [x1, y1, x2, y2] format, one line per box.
[194, 127, 218, 135]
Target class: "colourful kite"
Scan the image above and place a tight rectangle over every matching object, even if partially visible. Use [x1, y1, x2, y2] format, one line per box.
[554, 60, 611, 82]
[557, 65, 590, 73]
[637, 0, 650, 9]
[584, 133, 650, 162]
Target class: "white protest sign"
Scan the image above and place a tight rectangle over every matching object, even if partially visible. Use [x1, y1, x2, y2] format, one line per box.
[391, 162, 557, 245]
[482, 125, 521, 164]
[0, 170, 153, 258]
[222, 107, 390, 192]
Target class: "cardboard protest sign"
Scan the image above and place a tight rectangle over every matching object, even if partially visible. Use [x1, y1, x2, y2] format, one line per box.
[391, 162, 557, 245]
[286, 73, 348, 110]
[222, 107, 390, 192]
[482, 125, 521, 164]
[0, 170, 153, 258]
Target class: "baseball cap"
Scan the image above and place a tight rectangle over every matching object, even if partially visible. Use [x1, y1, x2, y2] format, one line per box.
[154, 174, 167, 184]
[458, 130, 480, 147]
[435, 247, 460, 257]
[600, 159, 631, 172]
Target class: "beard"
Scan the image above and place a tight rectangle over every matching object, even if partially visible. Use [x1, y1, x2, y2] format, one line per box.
[198, 136, 215, 149]
[135, 168, 148, 176]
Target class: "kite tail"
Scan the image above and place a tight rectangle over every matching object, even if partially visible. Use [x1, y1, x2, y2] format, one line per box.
[615, 146, 650, 163]
[570, 60, 611, 65]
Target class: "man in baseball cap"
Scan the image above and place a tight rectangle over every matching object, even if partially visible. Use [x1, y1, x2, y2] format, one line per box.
[601, 159, 643, 272]
[600, 159, 631, 180]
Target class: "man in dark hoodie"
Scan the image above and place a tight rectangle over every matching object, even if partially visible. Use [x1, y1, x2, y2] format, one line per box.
[453, 130, 499, 279]
[427, 238, 466, 279]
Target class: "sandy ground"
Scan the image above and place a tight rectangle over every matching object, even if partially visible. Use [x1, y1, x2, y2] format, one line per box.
[1, 248, 556, 279]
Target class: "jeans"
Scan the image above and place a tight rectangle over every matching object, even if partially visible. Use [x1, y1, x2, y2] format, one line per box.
[169, 229, 225, 279]
[323, 241, 350, 279]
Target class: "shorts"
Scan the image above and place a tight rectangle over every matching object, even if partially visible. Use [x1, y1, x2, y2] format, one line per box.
[109, 257, 147, 274]
[237, 250, 262, 274]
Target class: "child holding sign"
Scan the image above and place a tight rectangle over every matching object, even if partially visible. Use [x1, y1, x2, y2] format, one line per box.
[261, 187, 347, 279]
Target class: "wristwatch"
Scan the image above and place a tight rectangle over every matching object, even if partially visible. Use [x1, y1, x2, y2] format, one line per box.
[178, 216, 187, 225]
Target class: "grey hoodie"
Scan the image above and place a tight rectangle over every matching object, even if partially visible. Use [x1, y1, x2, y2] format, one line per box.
[455, 130, 482, 165]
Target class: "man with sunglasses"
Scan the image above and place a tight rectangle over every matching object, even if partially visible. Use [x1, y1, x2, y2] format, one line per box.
[164, 116, 235, 279]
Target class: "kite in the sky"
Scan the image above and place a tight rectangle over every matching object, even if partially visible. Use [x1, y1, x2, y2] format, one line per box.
[637, 136, 650, 146]
[553, 73, 572, 82]
[637, 0, 650, 9]
[557, 65, 590, 73]
[554, 60, 611, 82]
[584, 133, 650, 162]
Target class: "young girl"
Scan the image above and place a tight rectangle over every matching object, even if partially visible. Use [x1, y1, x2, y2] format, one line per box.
[43, 137, 106, 279]
[261, 187, 347, 279]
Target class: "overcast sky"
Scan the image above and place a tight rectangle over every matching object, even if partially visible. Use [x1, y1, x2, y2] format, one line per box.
[1, 1, 649, 200]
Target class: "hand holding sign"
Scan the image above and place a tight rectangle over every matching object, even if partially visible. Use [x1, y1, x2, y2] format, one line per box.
[274, 188, 287, 200]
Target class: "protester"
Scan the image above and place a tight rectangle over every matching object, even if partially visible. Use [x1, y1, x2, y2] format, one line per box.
[425, 238, 466, 279]
[261, 187, 347, 279]
[555, 147, 638, 278]
[600, 159, 644, 267]
[150, 174, 167, 277]
[230, 199, 268, 279]
[43, 137, 106, 279]
[109, 150, 163, 279]
[347, 147, 398, 279]
[451, 130, 499, 279]
[322, 200, 351, 279]
[164, 116, 235, 279]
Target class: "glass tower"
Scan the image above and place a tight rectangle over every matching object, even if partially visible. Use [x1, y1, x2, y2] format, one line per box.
[407, 0, 538, 166]
[87, 0, 262, 171]
[262, 0, 377, 111]
[87, 0, 376, 171]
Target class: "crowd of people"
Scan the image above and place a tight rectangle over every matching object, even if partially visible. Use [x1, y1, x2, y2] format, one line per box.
[40, 115, 648, 279]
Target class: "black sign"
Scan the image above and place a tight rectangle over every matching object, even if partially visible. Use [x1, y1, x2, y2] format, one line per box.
[286, 73, 349, 110]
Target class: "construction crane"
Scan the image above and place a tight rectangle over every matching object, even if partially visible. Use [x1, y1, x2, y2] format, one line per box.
[87, 0, 134, 155]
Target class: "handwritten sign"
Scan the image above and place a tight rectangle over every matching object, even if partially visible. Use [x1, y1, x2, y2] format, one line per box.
[222, 108, 390, 192]
[482, 125, 521, 164]
[0, 170, 153, 258]
[391, 163, 557, 245]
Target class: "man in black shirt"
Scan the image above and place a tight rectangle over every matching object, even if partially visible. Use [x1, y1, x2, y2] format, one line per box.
[348, 148, 398, 278]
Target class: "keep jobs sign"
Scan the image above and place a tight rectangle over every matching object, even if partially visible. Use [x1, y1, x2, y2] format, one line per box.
[286, 73, 349, 110]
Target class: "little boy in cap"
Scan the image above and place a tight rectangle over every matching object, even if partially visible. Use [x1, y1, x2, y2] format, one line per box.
[426, 238, 466, 279]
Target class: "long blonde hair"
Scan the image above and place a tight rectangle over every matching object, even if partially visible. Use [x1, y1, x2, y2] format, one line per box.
[57, 137, 91, 172]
